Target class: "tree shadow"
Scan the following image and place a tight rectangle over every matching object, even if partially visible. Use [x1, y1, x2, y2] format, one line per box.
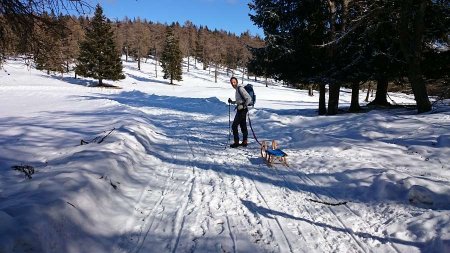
[126, 73, 171, 85]
[46, 74, 122, 88]
[240, 199, 428, 250]
[80, 90, 226, 116]
[0, 195, 260, 253]
[260, 106, 318, 117]
[184, 71, 216, 83]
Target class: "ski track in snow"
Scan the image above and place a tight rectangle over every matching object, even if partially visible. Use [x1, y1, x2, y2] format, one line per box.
[120, 104, 368, 253]
[112, 104, 430, 253]
[82, 98, 442, 252]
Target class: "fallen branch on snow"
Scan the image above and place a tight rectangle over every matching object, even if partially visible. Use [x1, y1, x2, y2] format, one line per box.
[307, 198, 348, 206]
[66, 201, 77, 209]
[99, 175, 119, 190]
[12, 165, 35, 179]
[110, 180, 118, 190]
[80, 128, 115, 145]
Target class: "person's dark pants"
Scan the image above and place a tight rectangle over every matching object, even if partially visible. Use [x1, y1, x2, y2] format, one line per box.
[232, 108, 248, 143]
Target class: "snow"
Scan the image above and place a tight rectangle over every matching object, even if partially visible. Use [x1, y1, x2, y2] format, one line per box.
[1, 58, 449, 253]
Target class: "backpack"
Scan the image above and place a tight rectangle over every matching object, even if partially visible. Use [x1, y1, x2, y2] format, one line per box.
[239, 84, 256, 106]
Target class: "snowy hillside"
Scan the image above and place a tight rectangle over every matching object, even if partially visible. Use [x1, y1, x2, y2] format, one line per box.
[0, 58, 449, 253]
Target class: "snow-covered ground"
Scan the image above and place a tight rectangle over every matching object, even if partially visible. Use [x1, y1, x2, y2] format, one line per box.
[0, 58, 449, 253]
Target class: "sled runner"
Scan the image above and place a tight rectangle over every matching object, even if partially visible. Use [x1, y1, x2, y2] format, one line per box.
[260, 140, 288, 166]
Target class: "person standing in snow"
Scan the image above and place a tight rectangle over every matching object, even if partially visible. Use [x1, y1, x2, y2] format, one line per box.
[228, 77, 252, 148]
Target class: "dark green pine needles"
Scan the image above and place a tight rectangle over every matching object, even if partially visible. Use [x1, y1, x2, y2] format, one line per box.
[76, 4, 124, 86]
[160, 25, 183, 85]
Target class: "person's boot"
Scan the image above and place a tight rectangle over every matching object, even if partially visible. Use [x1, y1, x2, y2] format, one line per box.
[230, 140, 240, 148]
[240, 140, 248, 147]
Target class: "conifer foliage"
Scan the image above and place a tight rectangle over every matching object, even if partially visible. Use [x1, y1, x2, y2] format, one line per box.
[76, 4, 124, 86]
[249, 0, 448, 114]
[160, 25, 183, 85]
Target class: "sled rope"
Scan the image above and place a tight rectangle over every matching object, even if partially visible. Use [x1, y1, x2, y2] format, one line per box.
[247, 113, 262, 146]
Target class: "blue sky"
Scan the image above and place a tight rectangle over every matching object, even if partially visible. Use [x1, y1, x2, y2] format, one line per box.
[96, 0, 263, 36]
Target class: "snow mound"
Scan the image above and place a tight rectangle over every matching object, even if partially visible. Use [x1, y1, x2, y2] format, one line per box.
[369, 171, 450, 210]
[408, 185, 435, 206]
[403, 177, 450, 210]
[370, 171, 407, 201]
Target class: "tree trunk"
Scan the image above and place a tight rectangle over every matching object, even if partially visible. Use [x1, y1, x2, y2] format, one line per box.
[325, 0, 338, 116]
[327, 83, 340, 115]
[138, 53, 141, 70]
[265, 77, 268, 87]
[187, 56, 190, 72]
[407, 61, 431, 112]
[365, 82, 371, 102]
[215, 64, 218, 83]
[398, 0, 431, 113]
[242, 67, 245, 83]
[125, 47, 128, 62]
[153, 48, 157, 77]
[99, 78, 103, 86]
[319, 83, 327, 115]
[154, 49, 158, 78]
[308, 85, 314, 96]
[369, 76, 390, 106]
[155, 59, 158, 78]
[349, 81, 362, 112]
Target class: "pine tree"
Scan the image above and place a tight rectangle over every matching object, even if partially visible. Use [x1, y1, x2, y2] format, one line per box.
[160, 25, 183, 85]
[195, 28, 205, 69]
[75, 4, 124, 86]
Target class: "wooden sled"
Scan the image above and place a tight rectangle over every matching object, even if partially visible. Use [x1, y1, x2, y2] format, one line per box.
[260, 140, 288, 166]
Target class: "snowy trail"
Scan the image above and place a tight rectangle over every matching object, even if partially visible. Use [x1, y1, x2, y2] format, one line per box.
[72, 93, 448, 253]
[108, 99, 381, 253]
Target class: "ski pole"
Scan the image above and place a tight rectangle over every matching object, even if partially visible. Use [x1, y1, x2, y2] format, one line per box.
[228, 102, 231, 144]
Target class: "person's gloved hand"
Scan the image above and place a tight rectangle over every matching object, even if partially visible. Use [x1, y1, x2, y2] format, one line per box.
[237, 104, 244, 110]
[228, 98, 236, 104]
